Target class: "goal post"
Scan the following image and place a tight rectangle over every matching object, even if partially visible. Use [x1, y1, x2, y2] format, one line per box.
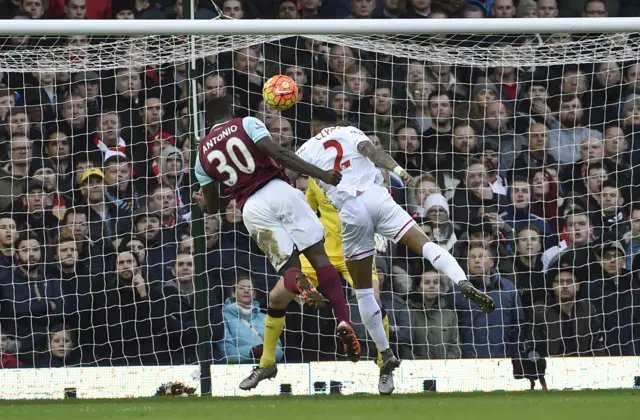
[1, 17, 640, 35]
[1, 16, 640, 397]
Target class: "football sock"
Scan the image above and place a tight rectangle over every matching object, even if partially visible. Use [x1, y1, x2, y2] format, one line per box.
[377, 308, 390, 368]
[316, 264, 349, 323]
[282, 267, 302, 294]
[355, 288, 389, 351]
[422, 242, 466, 285]
[259, 307, 286, 368]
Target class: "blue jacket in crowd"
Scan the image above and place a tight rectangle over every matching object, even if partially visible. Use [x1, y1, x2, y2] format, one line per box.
[455, 272, 524, 359]
[220, 297, 283, 364]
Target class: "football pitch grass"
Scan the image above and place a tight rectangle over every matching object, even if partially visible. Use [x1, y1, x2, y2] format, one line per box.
[1, 390, 638, 420]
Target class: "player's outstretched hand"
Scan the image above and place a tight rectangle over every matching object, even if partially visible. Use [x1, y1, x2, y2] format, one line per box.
[399, 170, 413, 186]
[320, 169, 342, 186]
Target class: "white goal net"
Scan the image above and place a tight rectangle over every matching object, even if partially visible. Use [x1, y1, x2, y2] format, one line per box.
[0, 20, 639, 393]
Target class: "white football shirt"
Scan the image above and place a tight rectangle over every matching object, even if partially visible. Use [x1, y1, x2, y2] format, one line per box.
[297, 126, 382, 208]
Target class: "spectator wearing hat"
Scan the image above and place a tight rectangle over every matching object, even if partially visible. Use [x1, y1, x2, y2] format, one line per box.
[103, 154, 140, 211]
[424, 193, 457, 252]
[589, 236, 640, 356]
[10, 179, 59, 245]
[0, 134, 32, 212]
[517, 78, 552, 125]
[79, 167, 132, 241]
[454, 241, 523, 358]
[407, 264, 460, 359]
[530, 260, 606, 357]
[70, 71, 102, 117]
[112, 0, 135, 19]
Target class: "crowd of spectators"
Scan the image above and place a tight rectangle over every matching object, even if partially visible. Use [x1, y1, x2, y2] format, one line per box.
[1, 0, 640, 371]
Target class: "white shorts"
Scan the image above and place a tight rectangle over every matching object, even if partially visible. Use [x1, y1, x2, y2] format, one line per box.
[242, 178, 325, 271]
[339, 184, 415, 261]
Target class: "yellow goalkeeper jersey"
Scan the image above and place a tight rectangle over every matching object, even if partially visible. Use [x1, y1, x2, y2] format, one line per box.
[305, 177, 343, 258]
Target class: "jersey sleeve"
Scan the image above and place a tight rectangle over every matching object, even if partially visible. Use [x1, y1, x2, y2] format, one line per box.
[242, 116, 271, 143]
[194, 155, 214, 186]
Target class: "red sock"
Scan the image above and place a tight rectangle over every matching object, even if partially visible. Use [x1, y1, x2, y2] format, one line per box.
[283, 267, 301, 294]
[316, 265, 349, 324]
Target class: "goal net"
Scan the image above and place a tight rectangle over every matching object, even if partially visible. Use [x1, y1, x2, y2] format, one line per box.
[1, 21, 639, 393]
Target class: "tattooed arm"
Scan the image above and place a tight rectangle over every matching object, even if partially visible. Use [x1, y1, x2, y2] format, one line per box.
[356, 139, 413, 185]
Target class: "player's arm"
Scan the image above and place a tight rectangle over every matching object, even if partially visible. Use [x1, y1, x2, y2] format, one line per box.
[193, 155, 221, 214]
[243, 116, 341, 186]
[254, 137, 341, 186]
[356, 139, 413, 186]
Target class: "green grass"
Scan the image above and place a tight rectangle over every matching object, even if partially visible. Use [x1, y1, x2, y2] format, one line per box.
[1, 390, 638, 420]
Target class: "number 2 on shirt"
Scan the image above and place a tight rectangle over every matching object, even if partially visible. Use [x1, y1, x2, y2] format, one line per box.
[323, 140, 351, 171]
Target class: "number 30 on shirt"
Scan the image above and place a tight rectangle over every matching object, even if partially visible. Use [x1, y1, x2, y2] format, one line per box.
[206, 137, 256, 186]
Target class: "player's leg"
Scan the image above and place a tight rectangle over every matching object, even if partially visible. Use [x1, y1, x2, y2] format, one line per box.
[340, 197, 399, 384]
[302, 243, 350, 324]
[398, 227, 495, 312]
[238, 183, 325, 390]
[301, 241, 361, 362]
[338, 259, 389, 366]
[369, 267, 390, 368]
[370, 185, 496, 313]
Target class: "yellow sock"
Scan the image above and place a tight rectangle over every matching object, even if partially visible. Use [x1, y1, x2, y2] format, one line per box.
[377, 314, 390, 368]
[259, 314, 286, 368]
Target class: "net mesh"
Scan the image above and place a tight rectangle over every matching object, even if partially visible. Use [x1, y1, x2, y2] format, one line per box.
[0, 27, 639, 388]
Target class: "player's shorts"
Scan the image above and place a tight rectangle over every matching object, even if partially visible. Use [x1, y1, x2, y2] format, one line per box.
[299, 254, 379, 287]
[243, 178, 325, 271]
[339, 184, 415, 262]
